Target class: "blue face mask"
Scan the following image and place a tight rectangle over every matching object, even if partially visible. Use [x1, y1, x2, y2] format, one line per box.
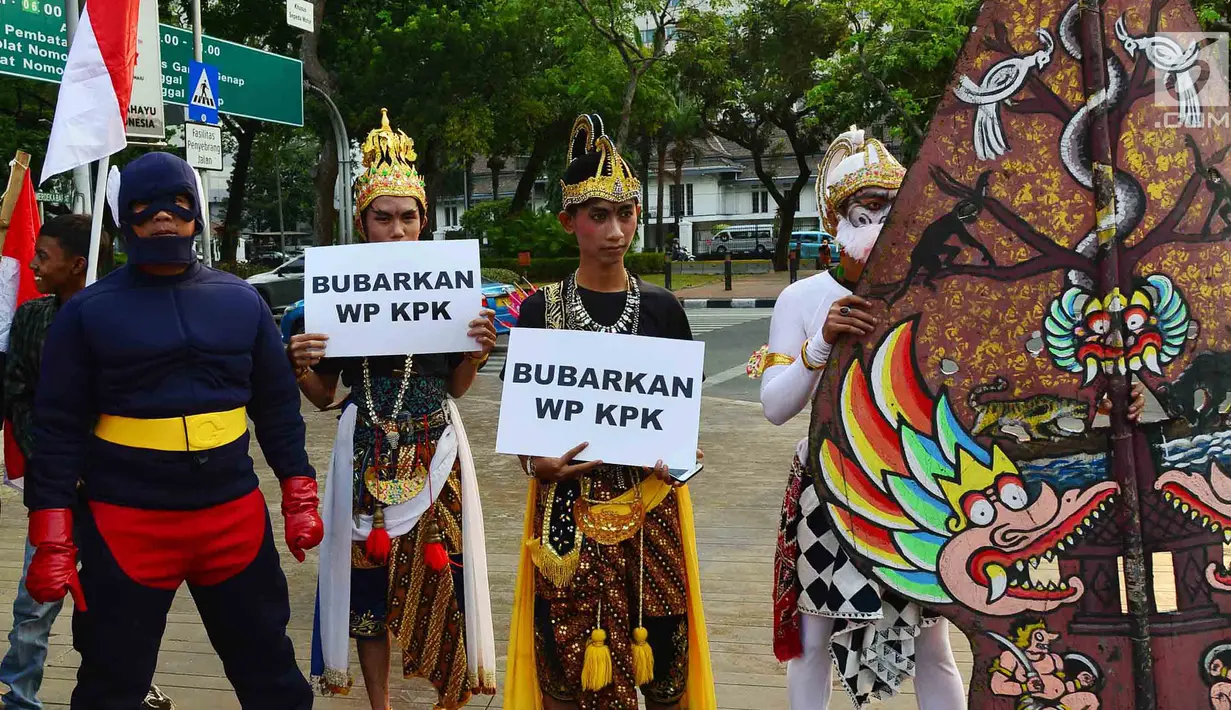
[117, 153, 204, 267]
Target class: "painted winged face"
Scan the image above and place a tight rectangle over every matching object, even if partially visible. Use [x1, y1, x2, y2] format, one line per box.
[1044, 274, 1190, 385]
[815, 319, 1119, 615]
[1155, 463, 1231, 590]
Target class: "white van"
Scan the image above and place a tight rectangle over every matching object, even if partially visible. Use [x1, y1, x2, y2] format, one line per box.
[701, 225, 774, 257]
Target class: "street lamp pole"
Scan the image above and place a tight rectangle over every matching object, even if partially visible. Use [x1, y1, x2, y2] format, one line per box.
[306, 83, 353, 244]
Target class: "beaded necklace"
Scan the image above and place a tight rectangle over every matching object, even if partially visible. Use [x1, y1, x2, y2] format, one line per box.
[362, 354, 414, 447]
[565, 269, 640, 334]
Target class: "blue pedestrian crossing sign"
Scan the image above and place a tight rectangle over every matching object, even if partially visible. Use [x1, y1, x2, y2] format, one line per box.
[187, 61, 220, 125]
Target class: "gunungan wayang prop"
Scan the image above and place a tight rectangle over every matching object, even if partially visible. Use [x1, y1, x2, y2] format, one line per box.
[807, 0, 1231, 708]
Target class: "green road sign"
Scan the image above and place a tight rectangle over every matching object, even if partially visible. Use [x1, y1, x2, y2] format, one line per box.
[35, 190, 72, 203]
[0, 1, 303, 126]
[159, 26, 302, 126]
[0, 1, 69, 83]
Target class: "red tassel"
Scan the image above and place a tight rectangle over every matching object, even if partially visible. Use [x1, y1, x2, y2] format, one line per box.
[423, 519, 450, 571]
[424, 540, 450, 571]
[365, 507, 391, 565]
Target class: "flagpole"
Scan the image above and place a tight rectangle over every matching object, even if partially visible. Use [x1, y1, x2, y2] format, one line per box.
[85, 156, 109, 285]
[62, 0, 93, 210]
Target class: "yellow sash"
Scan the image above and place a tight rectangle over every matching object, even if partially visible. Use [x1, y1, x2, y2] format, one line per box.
[504, 477, 717, 709]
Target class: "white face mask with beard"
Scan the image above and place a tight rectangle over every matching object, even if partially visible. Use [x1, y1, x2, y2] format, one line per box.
[834, 189, 896, 264]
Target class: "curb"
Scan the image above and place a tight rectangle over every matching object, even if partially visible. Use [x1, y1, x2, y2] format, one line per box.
[680, 297, 777, 309]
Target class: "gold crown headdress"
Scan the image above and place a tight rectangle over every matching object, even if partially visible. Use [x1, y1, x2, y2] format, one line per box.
[353, 108, 428, 237]
[816, 126, 905, 235]
[561, 114, 641, 209]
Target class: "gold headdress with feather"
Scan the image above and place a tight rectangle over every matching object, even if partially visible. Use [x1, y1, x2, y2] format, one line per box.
[353, 108, 427, 237]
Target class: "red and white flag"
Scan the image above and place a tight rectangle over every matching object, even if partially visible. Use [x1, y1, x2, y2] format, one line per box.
[1, 170, 43, 488]
[41, 0, 141, 184]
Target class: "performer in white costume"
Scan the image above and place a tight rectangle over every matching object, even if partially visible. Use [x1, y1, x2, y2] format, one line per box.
[750, 128, 966, 709]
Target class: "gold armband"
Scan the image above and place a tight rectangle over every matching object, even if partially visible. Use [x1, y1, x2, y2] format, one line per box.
[800, 339, 824, 371]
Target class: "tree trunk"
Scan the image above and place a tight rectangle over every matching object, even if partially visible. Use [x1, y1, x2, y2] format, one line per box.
[638, 136, 650, 252]
[489, 156, 504, 202]
[615, 67, 641, 148]
[655, 136, 667, 250]
[220, 119, 258, 262]
[510, 138, 549, 214]
[773, 176, 809, 271]
[464, 160, 473, 210]
[313, 137, 339, 246]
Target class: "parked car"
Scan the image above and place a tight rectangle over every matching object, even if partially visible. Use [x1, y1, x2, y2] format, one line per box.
[247, 255, 304, 316]
[791, 230, 834, 260]
[701, 225, 774, 257]
[248, 251, 288, 268]
[278, 276, 521, 343]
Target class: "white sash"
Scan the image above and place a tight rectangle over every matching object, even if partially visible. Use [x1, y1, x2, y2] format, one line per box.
[316, 401, 496, 693]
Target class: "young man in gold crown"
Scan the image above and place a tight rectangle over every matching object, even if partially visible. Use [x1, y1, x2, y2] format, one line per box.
[502, 115, 716, 710]
[289, 110, 497, 710]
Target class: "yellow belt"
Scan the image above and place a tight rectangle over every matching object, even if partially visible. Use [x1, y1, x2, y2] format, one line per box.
[94, 407, 248, 452]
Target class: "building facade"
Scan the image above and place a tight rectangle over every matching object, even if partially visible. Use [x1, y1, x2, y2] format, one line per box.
[431, 134, 826, 254]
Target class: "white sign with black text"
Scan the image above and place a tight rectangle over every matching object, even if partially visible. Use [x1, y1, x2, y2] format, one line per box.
[127, 0, 165, 142]
[184, 123, 223, 170]
[304, 240, 484, 358]
[496, 328, 705, 470]
[286, 0, 315, 32]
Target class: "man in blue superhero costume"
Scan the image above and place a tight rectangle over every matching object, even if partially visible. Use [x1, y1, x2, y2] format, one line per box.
[22, 152, 323, 709]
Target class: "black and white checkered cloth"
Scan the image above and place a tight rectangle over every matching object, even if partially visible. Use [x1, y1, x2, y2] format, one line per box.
[797, 479, 940, 708]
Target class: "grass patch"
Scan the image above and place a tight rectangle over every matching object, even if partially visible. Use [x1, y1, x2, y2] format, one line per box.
[640, 273, 723, 291]
[530, 273, 725, 292]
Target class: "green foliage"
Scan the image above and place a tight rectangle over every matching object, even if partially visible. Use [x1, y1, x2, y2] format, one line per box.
[461, 199, 577, 258]
[1195, 0, 1230, 29]
[483, 252, 666, 281]
[213, 261, 274, 279]
[244, 128, 320, 233]
[481, 267, 523, 284]
[807, 0, 979, 160]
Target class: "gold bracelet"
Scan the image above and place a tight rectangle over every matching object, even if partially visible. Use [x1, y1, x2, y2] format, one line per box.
[800, 339, 824, 371]
[295, 366, 313, 382]
[468, 351, 490, 367]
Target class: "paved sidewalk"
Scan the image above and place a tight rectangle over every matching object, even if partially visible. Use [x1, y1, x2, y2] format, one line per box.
[675, 270, 824, 302]
[0, 377, 975, 709]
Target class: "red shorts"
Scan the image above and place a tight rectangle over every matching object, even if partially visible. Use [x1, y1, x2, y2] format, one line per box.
[89, 489, 267, 590]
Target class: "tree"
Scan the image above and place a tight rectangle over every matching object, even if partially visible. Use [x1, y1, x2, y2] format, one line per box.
[244, 127, 318, 235]
[807, 0, 978, 161]
[1195, 0, 1230, 30]
[674, 0, 846, 269]
[571, 0, 681, 146]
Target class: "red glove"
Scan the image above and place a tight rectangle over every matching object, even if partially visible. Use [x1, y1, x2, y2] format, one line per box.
[27, 509, 87, 610]
[280, 477, 323, 563]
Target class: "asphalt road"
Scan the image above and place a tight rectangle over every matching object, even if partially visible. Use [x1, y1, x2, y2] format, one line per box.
[486, 308, 774, 404]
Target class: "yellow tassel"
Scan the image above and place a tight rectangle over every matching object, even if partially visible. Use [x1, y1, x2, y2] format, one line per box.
[632, 626, 654, 686]
[581, 629, 613, 691]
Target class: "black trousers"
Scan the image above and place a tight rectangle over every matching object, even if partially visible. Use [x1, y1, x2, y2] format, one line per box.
[70, 505, 312, 710]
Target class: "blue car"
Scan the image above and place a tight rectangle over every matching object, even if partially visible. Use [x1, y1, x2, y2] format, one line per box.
[278, 276, 519, 343]
[792, 230, 835, 260]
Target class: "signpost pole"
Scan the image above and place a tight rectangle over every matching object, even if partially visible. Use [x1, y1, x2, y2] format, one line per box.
[62, 0, 92, 210]
[190, 0, 214, 266]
